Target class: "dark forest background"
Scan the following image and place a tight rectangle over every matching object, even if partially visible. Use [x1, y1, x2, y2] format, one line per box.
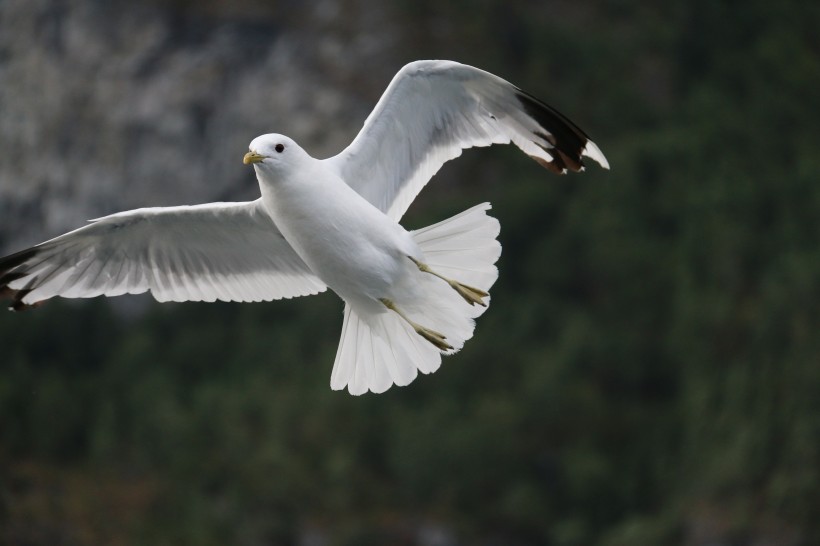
[1, 1, 819, 544]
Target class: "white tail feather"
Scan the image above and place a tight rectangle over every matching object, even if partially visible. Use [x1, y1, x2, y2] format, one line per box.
[331, 203, 501, 395]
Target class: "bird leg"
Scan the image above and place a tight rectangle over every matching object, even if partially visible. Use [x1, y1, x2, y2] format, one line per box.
[407, 256, 489, 307]
[379, 298, 453, 351]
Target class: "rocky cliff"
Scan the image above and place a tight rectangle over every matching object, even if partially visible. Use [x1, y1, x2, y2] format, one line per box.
[0, 0, 401, 252]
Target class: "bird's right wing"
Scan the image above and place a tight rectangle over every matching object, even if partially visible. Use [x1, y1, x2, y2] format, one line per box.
[0, 199, 326, 310]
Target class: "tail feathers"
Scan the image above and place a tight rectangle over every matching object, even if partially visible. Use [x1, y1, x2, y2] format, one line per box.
[331, 304, 441, 395]
[331, 202, 501, 395]
[406, 202, 500, 331]
[412, 202, 501, 295]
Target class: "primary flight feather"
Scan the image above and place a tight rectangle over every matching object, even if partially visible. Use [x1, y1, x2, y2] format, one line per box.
[0, 60, 608, 394]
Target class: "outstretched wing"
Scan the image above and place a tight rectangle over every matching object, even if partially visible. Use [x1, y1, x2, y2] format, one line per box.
[0, 199, 326, 310]
[324, 60, 609, 221]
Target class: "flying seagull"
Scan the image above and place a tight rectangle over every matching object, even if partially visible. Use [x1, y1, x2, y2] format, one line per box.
[0, 60, 608, 394]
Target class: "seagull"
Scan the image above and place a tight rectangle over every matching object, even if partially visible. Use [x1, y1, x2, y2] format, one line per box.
[0, 60, 608, 394]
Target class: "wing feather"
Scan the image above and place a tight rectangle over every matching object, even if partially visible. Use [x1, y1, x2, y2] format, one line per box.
[0, 199, 326, 309]
[324, 60, 609, 221]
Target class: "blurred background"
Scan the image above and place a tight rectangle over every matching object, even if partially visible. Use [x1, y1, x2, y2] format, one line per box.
[1, 0, 819, 544]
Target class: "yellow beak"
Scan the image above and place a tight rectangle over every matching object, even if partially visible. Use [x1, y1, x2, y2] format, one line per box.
[243, 151, 266, 165]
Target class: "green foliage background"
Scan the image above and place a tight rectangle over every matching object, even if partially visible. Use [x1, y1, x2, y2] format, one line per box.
[2, 1, 819, 544]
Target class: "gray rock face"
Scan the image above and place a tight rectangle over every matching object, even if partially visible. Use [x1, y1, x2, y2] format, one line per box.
[0, 0, 399, 251]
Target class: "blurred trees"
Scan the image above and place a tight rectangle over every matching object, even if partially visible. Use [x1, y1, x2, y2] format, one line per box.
[2, 0, 820, 545]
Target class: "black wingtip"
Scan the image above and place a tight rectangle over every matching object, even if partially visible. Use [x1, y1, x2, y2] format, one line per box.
[10, 289, 33, 311]
[3, 277, 45, 312]
[0, 246, 41, 311]
[516, 90, 603, 174]
[0, 245, 38, 270]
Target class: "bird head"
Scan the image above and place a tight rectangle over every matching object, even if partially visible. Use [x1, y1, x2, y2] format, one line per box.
[243, 134, 306, 175]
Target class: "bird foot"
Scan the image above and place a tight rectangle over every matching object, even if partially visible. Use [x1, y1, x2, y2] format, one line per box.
[408, 256, 489, 306]
[448, 280, 488, 307]
[414, 324, 453, 351]
[379, 297, 453, 351]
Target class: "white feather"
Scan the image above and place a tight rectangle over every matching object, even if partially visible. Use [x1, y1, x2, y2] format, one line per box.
[2, 200, 326, 305]
[330, 203, 500, 395]
[325, 60, 609, 221]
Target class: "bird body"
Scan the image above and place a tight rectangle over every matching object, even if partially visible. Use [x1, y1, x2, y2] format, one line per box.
[0, 60, 609, 394]
[253, 135, 421, 315]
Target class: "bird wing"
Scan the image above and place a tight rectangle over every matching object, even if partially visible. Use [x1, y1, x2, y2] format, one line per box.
[323, 60, 609, 221]
[0, 199, 326, 309]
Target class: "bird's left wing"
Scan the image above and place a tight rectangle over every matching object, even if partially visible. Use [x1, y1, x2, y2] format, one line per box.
[323, 60, 609, 221]
[0, 199, 326, 310]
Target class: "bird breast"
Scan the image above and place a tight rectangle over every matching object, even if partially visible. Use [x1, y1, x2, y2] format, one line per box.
[258, 164, 419, 304]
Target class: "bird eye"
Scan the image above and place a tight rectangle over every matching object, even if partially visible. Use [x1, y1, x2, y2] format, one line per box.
[275, 143, 285, 153]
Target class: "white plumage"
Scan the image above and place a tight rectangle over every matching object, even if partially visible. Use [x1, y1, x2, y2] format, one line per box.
[1, 201, 326, 304]
[0, 60, 608, 394]
[327, 61, 608, 221]
[331, 203, 500, 395]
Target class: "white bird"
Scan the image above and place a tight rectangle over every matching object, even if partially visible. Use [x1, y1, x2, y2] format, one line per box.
[0, 60, 608, 394]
